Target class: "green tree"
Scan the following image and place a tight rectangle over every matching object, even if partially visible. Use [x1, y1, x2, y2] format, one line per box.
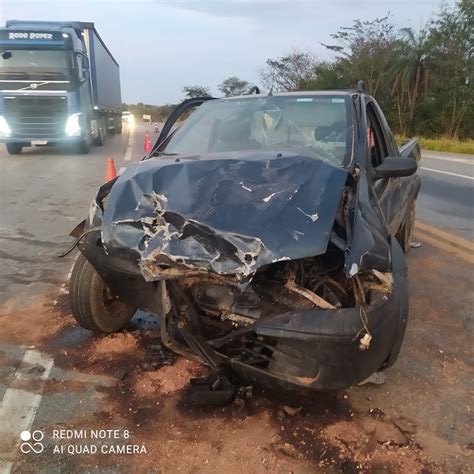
[322, 16, 400, 99]
[425, 0, 473, 138]
[182, 85, 211, 99]
[218, 76, 250, 97]
[300, 61, 352, 91]
[391, 27, 430, 134]
[260, 50, 317, 91]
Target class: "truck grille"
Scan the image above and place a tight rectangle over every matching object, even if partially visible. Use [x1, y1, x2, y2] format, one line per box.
[3, 96, 68, 139]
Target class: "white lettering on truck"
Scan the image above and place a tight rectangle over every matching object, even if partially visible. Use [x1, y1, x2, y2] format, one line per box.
[8, 32, 53, 40]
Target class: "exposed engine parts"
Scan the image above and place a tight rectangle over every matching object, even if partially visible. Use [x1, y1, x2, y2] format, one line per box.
[172, 248, 393, 334]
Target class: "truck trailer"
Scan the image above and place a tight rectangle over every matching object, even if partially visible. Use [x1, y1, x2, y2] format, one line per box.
[0, 20, 122, 154]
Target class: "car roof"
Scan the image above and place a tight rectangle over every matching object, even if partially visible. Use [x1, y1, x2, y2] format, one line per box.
[221, 90, 357, 101]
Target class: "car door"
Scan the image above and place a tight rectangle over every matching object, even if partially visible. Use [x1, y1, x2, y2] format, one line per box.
[151, 96, 216, 156]
[372, 101, 421, 235]
[365, 101, 402, 234]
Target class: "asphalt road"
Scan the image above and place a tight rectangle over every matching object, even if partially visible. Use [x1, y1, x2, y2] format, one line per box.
[0, 122, 154, 307]
[416, 150, 474, 241]
[0, 134, 472, 472]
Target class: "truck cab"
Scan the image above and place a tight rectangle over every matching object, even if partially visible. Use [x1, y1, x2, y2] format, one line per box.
[0, 21, 121, 154]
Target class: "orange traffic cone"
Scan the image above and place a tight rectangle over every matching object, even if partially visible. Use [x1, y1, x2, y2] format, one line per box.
[144, 130, 152, 153]
[105, 157, 117, 182]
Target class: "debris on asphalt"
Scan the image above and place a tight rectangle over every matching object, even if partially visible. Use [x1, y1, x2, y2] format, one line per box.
[281, 405, 302, 416]
[27, 364, 46, 375]
[0, 292, 461, 472]
[392, 417, 418, 434]
[114, 368, 127, 381]
[357, 415, 408, 445]
[358, 371, 387, 386]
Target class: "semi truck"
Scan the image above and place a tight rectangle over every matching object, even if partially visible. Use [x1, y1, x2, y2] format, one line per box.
[0, 20, 122, 155]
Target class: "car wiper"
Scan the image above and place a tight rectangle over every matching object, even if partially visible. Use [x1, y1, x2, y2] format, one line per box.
[155, 151, 179, 156]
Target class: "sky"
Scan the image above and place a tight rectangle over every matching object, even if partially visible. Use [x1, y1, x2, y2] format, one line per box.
[0, 0, 450, 104]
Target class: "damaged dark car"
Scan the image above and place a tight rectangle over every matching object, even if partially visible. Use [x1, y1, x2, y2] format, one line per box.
[67, 85, 421, 396]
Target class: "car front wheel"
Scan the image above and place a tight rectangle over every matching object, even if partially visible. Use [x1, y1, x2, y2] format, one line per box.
[69, 254, 136, 333]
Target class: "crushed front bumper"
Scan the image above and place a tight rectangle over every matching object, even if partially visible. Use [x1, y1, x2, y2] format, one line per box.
[164, 264, 408, 391]
[77, 226, 408, 391]
[216, 278, 406, 391]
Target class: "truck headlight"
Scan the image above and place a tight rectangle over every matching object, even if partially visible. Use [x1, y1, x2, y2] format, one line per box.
[0, 116, 11, 137]
[65, 113, 81, 136]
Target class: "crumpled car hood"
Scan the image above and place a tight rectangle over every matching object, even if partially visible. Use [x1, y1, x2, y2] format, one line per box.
[99, 151, 349, 282]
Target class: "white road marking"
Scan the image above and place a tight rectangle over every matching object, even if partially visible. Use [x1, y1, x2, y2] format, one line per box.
[124, 126, 135, 161]
[422, 153, 474, 165]
[0, 349, 54, 472]
[0, 463, 13, 474]
[420, 166, 474, 181]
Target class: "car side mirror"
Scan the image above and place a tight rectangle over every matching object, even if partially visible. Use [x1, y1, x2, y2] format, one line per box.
[374, 156, 417, 179]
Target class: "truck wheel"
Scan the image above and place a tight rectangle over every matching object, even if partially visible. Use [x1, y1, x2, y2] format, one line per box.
[6, 143, 23, 155]
[74, 138, 90, 154]
[94, 121, 106, 146]
[69, 254, 136, 333]
[396, 203, 415, 253]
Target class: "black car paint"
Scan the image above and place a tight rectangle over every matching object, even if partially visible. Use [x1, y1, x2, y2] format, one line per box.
[73, 91, 421, 391]
[221, 238, 409, 390]
[99, 152, 349, 283]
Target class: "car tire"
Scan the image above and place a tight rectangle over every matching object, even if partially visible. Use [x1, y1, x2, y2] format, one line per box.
[6, 143, 23, 155]
[380, 239, 409, 370]
[396, 203, 415, 253]
[381, 277, 409, 369]
[69, 254, 136, 333]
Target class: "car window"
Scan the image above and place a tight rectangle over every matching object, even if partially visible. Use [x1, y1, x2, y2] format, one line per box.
[163, 95, 353, 166]
[366, 103, 388, 168]
[167, 113, 215, 156]
[372, 101, 398, 155]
